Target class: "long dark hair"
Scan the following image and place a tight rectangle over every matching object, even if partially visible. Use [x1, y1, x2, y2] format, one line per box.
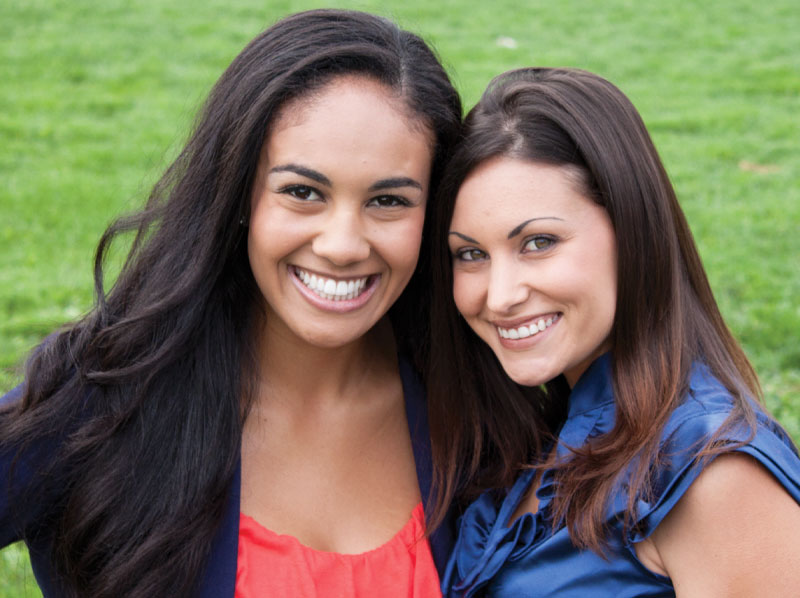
[0, 9, 460, 597]
[426, 67, 760, 549]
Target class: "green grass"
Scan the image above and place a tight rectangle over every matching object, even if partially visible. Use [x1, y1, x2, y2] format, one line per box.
[1, 0, 798, 594]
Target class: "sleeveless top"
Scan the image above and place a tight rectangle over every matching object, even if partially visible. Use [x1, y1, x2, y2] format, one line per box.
[236, 502, 441, 597]
[442, 354, 800, 597]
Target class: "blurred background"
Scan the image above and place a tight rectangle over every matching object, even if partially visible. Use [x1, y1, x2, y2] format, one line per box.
[1, 0, 798, 593]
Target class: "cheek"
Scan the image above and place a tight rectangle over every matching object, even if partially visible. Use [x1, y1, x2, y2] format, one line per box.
[378, 214, 425, 275]
[597, 232, 618, 324]
[581, 232, 617, 333]
[601, 275, 618, 330]
[452, 271, 483, 317]
[246, 230, 277, 300]
[247, 223, 279, 273]
[246, 214, 298, 296]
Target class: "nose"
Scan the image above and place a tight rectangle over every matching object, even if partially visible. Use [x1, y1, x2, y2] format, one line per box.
[485, 257, 530, 315]
[311, 205, 371, 266]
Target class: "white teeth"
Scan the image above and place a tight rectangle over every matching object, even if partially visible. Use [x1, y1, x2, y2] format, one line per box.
[496, 315, 559, 341]
[294, 268, 370, 301]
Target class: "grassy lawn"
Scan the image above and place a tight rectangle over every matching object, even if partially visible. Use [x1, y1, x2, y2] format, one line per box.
[1, 0, 798, 594]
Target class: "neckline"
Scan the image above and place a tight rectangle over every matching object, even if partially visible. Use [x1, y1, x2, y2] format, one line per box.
[495, 469, 538, 530]
[493, 354, 618, 532]
[239, 501, 425, 558]
[566, 352, 615, 418]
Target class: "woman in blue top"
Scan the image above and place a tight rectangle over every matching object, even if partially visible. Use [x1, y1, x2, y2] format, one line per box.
[426, 67, 800, 596]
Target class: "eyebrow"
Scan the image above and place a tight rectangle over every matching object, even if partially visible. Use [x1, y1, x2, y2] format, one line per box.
[368, 177, 423, 192]
[268, 165, 422, 192]
[268, 164, 331, 186]
[507, 217, 564, 239]
[448, 231, 479, 243]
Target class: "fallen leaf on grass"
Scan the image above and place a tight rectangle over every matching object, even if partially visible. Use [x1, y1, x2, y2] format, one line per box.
[495, 36, 518, 49]
[738, 160, 781, 174]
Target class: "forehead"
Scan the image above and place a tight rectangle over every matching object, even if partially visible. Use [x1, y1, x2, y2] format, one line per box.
[452, 158, 592, 225]
[260, 76, 435, 175]
[270, 75, 432, 146]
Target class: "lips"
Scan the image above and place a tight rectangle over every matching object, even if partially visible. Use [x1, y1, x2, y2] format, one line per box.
[293, 267, 371, 301]
[289, 266, 380, 313]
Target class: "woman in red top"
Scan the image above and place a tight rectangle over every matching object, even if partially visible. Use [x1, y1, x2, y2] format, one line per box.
[0, 10, 461, 597]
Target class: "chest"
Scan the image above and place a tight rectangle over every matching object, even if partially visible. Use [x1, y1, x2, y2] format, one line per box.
[239, 393, 420, 554]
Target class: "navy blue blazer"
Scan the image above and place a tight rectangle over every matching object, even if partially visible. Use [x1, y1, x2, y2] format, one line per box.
[1, 357, 453, 596]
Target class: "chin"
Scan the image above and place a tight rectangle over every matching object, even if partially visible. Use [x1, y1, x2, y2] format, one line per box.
[306, 330, 368, 349]
[498, 360, 555, 388]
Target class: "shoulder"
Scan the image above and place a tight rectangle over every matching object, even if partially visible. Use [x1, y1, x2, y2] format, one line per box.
[663, 452, 799, 529]
[1, 385, 31, 546]
[657, 364, 798, 486]
[632, 365, 800, 539]
[1, 381, 89, 546]
[646, 452, 800, 597]
[0, 384, 24, 409]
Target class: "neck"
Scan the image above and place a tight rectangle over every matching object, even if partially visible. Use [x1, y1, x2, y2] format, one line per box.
[253, 316, 397, 410]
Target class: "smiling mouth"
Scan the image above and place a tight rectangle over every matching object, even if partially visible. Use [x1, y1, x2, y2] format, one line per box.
[292, 267, 374, 301]
[496, 314, 561, 339]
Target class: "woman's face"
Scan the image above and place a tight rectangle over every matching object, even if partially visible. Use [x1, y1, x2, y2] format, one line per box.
[448, 157, 617, 387]
[248, 76, 433, 349]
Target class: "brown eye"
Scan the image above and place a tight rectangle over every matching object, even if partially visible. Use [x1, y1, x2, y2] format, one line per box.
[368, 195, 410, 208]
[455, 248, 488, 262]
[283, 185, 321, 201]
[523, 235, 556, 252]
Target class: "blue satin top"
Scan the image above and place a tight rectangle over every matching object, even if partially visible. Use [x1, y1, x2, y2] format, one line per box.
[442, 354, 800, 597]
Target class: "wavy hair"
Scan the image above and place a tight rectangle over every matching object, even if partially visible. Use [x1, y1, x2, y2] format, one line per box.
[1, 9, 461, 597]
[426, 67, 760, 549]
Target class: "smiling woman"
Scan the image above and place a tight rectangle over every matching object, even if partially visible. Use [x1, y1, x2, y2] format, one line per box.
[0, 9, 461, 598]
[247, 76, 432, 349]
[448, 158, 617, 387]
[428, 67, 800, 597]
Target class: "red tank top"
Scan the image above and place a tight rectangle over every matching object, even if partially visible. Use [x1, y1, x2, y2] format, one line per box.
[235, 502, 442, 597]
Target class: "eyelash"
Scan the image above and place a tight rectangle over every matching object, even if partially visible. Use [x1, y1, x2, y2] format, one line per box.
[453, 248, 488, 262]
[280, 184, 321, 202]
[523, 234, 557, 252]
[279, 185, 411, 208]
[367, 195, 411, 208]
[453, 235, 558, 262]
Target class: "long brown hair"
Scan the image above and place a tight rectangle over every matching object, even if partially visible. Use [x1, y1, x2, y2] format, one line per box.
[426, 67, 760, 551]
[0, 10, 460, 597]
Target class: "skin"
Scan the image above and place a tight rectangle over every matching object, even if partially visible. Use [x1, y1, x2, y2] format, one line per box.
[636, 453, 800, 597]
[450, 156, 800, 594]
[241, 75, 434, 553]
[449, 157, 617, 388]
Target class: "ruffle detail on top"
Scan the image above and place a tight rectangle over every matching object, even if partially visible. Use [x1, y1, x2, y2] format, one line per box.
[443, 356, 616, 598]
[442, 356, 800, 598]
[237, 502, 442, 598]
[446, 469, 541, 597]
[628, 368, 800, 544]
